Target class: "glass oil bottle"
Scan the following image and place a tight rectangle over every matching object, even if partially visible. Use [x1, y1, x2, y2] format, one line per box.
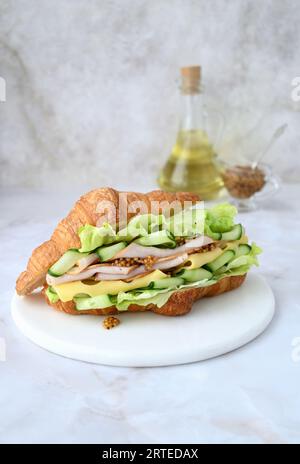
[157, 66, 224, 200]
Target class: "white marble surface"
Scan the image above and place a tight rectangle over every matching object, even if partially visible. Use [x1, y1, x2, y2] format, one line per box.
[0, 0, 300, 189]
[1, 184, 300, 444]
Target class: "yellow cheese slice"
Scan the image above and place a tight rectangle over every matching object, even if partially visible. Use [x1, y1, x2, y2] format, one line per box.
[53, 270, 167, 302]
[184, 248, 223, 269]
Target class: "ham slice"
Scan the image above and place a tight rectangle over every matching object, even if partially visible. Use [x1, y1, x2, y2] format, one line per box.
[95, 253, 188, 281]
[95, 266, 147, 281]
[111, 236, 213, 260]
[67, 253, 99, 274]
[89, 265, 137, 275]
[46, 264, 137, 285]
[47, 267, 101, 286]
[184, 236, 213, 249]
[152, 253, 188, 270]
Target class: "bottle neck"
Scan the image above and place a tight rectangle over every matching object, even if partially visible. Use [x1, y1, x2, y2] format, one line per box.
[179, 91, 206, 131]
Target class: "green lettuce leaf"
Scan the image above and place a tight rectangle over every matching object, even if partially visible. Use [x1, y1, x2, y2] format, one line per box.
[166, 207, 205, 237]
[117, 213, 166, 241]
[165, 202, 237, 238]
[116, 291, 173, 311]
[117, 288, 171, 304]
[205, 203, 237, 233]
[115, 276, 224, 310]
[78, 223, 116, 252]
[77, 202, 240, 253]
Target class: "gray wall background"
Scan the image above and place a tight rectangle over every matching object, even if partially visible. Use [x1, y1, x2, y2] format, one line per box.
[0, 0, 299, 190]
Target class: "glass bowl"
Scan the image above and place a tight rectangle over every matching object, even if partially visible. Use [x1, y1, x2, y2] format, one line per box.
[220, 161, 281, 212]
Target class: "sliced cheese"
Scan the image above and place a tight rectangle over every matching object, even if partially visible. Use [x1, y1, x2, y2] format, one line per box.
[53, 270, 167, 302]
[184, 248, 223, 269]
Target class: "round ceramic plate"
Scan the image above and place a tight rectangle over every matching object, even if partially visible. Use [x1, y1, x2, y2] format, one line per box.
[11, 274, 275, 367]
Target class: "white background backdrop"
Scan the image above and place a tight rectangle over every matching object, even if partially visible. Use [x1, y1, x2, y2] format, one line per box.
[0, 0, 299, 190]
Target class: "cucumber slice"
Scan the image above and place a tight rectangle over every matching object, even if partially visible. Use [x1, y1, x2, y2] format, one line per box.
[205, 250, 235, 272]
[74, 294, 112, 310]
[214, 265, 228, 275]
[134, 230, 176, 248]
[236, 244, 251, 257]
[152, 277, 184, 289]
[45, 286, 59, 303]
[208, 231, 222, 240]
[97, 242, 126, 262]
[48, 250, 87, 277]
[221, 224, 243, 241]
[214, 246, 251, 274]
[178, 268, 213, 282]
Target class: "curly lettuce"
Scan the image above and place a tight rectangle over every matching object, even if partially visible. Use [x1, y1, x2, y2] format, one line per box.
[78, 223, 116, 252]
[117, 213, 166, 241]
[77, 202, 240, 252]
[205, 203, 237, 234]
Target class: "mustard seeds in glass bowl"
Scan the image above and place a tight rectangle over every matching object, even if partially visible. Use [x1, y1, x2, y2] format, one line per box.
[222, 165, 266, 198]
[221, 162, 280, 211]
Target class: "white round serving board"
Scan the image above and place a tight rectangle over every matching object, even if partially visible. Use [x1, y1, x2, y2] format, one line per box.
[11, 274, 274, 367]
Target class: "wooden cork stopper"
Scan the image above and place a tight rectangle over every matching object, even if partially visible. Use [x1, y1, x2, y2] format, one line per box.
[180, 66, 201, 94]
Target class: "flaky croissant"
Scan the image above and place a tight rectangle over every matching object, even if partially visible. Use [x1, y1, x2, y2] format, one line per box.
[16, 188, 200, 296]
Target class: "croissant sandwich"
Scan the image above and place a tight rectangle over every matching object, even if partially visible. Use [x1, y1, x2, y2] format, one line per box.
[16, 188, 261, 316]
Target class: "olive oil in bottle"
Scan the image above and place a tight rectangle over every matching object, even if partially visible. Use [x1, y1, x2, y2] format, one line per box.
[158, 66, 224, 200]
